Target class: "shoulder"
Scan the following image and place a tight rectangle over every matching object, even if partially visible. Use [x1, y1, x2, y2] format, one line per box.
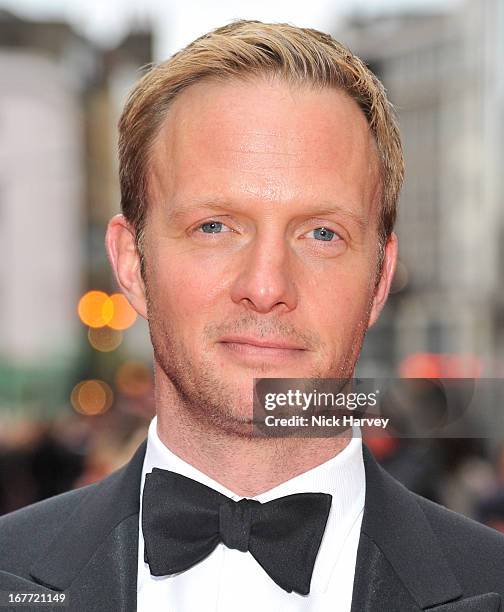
[414, 491, 504, 582]
[362, 445, 504, 596]
[417, 492, 504, 595]
[0, 483, 97, 576]
[0, 440, 146, 580]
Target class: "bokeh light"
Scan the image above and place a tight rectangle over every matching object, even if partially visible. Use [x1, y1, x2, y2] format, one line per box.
[71, 379, 114, 415]
[78, 291, 112, 328]
[399, 352, 483, 378]
[115, 361, 152, 398]
[78, 291, 137, 335]
[105, 293, 137, 330]
[87, 326, 123, 352]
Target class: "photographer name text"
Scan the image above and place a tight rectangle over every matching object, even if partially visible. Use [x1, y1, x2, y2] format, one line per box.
[263, 415, 390, 429]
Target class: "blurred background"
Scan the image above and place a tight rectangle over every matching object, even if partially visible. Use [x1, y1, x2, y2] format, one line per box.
[1, 0, 504, 532]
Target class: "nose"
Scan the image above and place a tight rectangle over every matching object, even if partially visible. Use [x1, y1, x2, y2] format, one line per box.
[229, 231, 298, 314]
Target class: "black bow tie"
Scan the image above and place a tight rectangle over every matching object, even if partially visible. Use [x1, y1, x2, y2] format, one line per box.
[142, 468, 332, 595]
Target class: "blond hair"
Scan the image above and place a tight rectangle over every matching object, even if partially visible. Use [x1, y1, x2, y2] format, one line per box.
[118, 20, 404, 276]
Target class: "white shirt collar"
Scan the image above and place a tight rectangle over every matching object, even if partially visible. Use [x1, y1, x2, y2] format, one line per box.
[140, 416, 365, 594]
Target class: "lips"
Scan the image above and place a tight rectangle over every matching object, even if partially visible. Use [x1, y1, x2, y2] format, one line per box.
[216, 335, 309, 368]
[218, 335, 306, 350]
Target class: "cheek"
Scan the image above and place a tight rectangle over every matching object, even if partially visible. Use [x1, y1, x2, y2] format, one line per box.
[309, 272, 374, 332]
[150, 255, 225, 324]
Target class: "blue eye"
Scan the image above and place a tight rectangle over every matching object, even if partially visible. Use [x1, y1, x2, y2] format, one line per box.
[310, 227, 337, 241]
[198, 221, 227, 233]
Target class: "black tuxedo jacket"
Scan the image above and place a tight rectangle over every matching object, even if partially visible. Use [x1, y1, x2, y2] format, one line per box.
[0, 441, 503, 612]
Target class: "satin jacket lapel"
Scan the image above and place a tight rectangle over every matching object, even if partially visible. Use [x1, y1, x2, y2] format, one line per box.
[28, 440, 147, 612]
[348, 537, 501, 611]
[351, 445, 463, 612]
[350, 530, 419, 611]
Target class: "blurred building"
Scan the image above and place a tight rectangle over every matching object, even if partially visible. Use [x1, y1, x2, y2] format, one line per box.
[342, 0, 504, 377]
[0, 11, 153, 416]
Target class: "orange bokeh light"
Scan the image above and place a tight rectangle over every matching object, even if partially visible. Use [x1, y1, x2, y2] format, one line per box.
[78, 291, 112, 328]
[115, 361, 152, 397]
[78, 291, 137, 331]
[399, 352, 483, 378]
[71, 379, 113, 415]
[104, 293, 137, 330]
[88, 326, 123, 352]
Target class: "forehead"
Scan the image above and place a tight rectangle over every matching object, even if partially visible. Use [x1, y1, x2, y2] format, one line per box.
[147, 76, 380, 216]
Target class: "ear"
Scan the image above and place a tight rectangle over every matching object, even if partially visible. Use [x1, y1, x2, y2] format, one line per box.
[105, 214, 148, 320]
[367, 232, 398, 329]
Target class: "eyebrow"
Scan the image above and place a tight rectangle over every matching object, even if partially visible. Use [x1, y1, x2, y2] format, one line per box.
[165, 198, 370, 232]
[165, 199, 232, 223]
[302, 204, 369, 233]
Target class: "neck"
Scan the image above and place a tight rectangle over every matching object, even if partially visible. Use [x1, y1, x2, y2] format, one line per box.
[155, 376, 351, 497]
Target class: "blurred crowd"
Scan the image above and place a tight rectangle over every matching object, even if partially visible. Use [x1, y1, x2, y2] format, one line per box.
[0, 411, 149, 515]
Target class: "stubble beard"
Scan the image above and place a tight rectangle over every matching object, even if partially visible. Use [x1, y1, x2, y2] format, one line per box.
[145, 281, 373, 440]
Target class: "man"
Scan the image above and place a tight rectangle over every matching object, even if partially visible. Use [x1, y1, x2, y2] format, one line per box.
[0, 19, 503, 612]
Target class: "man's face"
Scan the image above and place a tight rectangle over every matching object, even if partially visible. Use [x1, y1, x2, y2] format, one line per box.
[118, 77, 397, 432]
